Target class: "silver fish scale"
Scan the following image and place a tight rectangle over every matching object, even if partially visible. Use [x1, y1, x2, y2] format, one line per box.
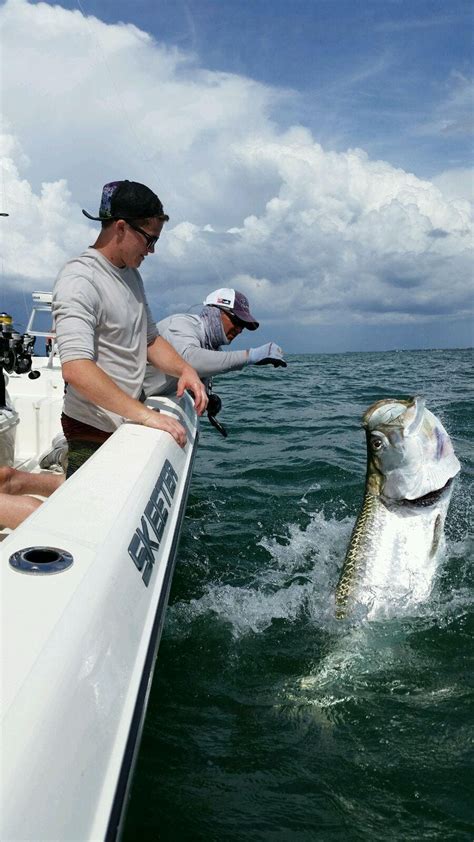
[335, 490, 451, 620]
[335, 492, 380, 618]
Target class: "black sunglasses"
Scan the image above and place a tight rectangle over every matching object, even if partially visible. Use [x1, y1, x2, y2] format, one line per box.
[227, 311, 247, 329]
[125, 220, 159, 250]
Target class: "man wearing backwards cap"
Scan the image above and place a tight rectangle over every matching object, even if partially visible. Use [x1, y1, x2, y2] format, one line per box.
[52, 180, 208, 476]
[143, 286, 286, 399]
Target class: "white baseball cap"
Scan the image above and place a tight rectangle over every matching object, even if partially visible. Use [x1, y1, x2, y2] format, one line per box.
[203, 288, 259, 330]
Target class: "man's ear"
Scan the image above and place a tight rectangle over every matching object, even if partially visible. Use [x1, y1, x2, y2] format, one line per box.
[115, 219, 126, 239]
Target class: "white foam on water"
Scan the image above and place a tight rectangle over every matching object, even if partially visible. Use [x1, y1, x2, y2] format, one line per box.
[168, 496, 472, 641]
[274, 516, 473, 720]
[169, 580, 310, 637]
[275, 589, 472, 732]
[168, 509, 352, 638]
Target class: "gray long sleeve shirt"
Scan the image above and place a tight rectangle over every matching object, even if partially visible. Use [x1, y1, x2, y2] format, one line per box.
[143, 312, 248, 397]
[53, 248, 157, 431]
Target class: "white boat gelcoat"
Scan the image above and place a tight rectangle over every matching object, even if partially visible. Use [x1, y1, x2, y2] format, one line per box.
[1, 386, 199, 841]
[5, 354, 64, 469]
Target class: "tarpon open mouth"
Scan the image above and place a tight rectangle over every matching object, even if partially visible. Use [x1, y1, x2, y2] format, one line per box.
[394, 477, 454, 509]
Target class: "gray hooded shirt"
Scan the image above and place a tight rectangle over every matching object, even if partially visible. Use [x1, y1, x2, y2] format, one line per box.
[143, 312, 247, 397]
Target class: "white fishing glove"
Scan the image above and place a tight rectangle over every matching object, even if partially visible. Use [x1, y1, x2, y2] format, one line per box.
[247, 342, 287, 367]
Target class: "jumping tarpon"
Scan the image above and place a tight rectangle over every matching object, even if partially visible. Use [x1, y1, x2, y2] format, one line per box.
[335, 397, 460, 619]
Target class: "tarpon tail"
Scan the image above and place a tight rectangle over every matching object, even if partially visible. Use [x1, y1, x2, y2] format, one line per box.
[335, 492, 380, 618]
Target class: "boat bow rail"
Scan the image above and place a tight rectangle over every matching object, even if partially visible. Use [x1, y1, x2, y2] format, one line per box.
[1, 393, 199, 841]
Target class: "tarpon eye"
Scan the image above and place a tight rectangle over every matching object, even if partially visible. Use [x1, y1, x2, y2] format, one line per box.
[371, 437, 384, 451]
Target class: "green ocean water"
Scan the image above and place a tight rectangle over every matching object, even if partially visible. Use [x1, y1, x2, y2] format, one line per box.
[123, 349, 473, 841]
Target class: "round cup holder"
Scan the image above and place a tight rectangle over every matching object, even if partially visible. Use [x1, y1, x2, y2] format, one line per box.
[9, 546, 74, 575]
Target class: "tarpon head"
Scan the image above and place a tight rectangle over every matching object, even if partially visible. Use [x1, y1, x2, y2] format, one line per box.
[363, 396, 460, 502]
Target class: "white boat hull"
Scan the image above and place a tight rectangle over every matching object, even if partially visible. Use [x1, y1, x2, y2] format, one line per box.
[1, 388, 199, 841]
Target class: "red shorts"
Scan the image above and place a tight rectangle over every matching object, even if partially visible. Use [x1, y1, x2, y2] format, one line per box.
[61, 413, 112, 444]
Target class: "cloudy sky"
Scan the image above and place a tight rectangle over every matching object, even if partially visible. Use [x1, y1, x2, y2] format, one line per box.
[0, 0, 472, 352]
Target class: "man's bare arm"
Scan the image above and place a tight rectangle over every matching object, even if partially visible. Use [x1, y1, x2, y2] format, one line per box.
[62, 359, 187, 447]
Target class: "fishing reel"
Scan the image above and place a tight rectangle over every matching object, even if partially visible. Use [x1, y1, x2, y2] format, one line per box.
[207, 390, 227, 438]
[0, 313, 36, 376]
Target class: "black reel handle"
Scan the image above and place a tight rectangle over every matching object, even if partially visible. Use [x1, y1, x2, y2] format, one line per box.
[207, 392, 228, 438]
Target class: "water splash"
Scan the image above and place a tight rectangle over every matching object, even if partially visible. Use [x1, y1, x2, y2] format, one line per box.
[168, 510, 349, 638]
[169, 494, 471, 641]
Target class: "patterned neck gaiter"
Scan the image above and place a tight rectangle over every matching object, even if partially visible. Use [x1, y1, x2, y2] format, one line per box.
[200, 305, 230, 349]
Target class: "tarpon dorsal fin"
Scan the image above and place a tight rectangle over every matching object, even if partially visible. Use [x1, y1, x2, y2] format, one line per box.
[403, 396, 426, 437]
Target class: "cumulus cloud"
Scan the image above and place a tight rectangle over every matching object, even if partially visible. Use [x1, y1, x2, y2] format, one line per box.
[1, 128, 92, 281]
[432, 167, 474, 203]
[0, 0, 472, 346]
